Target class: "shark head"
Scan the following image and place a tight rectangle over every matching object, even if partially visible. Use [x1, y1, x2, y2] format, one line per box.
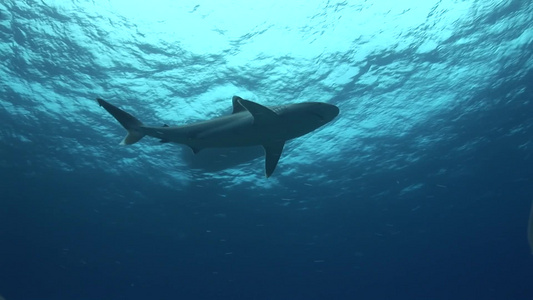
[274, 102, 339, 120]
[273, 102, 340, 139]
[300, 102, 340, 124]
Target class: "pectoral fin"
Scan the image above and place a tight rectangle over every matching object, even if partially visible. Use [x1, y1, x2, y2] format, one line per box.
[189, 146, 201, 154]
[263, 142, 285, 178]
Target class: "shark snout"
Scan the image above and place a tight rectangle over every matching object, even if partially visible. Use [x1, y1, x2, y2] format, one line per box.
[326, 103, 340, 119]
[314, 103, 339, 122]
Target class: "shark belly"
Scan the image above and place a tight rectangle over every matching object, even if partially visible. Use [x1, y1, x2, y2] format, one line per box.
[188, 120, 282, 148]
[141, 113, 277, 149]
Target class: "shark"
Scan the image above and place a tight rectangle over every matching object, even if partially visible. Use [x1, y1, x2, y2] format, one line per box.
[97, 96, 339, 177]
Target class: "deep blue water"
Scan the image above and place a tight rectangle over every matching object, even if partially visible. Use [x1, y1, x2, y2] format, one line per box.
[1, 1, 533, 299]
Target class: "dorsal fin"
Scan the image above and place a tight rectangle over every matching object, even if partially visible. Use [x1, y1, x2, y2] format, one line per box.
[237, 97, 278, 124]
[232, 96, 247, 114]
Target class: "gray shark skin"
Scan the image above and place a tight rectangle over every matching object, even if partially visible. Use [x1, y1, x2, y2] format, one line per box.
[97, 96, 339, 177]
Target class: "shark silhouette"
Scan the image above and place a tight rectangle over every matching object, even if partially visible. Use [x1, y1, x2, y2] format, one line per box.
[97, 96, 339, 177]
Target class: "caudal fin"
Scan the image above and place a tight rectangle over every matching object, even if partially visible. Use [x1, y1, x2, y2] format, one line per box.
[97, 98, 145, 145]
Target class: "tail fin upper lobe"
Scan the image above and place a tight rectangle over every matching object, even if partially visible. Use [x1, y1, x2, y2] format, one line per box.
[97, 98, 145, 145]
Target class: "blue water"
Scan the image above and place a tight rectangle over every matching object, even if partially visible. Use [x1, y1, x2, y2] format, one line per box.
[1, 0, 533, 299]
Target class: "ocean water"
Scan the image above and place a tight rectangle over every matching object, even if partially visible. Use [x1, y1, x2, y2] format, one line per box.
[1, 0, 532, 299]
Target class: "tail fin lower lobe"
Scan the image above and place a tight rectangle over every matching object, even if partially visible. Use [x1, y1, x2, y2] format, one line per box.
[97, 98, 145, 145]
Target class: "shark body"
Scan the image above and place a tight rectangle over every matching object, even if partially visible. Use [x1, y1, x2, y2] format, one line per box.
[97, 96, 339, 177]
